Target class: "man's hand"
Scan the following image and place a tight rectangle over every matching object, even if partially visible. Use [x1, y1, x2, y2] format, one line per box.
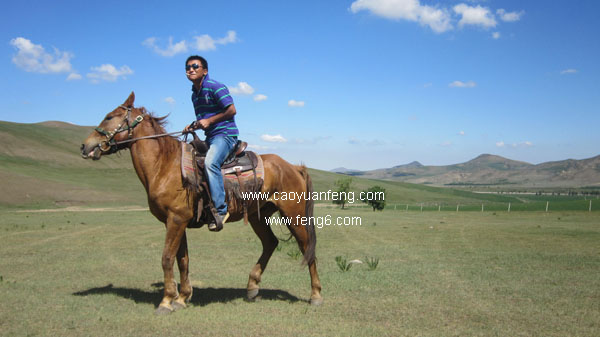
[183, 121, 197, 134]
[196, 119, 211, 130]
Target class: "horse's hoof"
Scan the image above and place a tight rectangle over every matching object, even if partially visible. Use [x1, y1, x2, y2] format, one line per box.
[245, 288, 259, 302]
[172, 301, 187, 311]
[155, 305, 173, 315]
[310, 297, 323, 306]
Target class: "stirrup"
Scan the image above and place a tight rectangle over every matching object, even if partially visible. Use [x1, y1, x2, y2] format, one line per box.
[208, 212, 229, 232]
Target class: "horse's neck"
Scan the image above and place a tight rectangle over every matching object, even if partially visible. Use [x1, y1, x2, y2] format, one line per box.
[129, 122, 178, 190]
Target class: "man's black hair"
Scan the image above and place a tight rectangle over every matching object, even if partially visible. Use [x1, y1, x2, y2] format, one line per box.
[185, 55, 208, 71]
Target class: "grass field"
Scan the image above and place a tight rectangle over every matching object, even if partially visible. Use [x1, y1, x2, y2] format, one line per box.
[1, 120, 599, 335]
[1, 208, 598, 336]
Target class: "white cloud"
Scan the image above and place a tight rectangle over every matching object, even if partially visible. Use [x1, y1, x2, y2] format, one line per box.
[440, 141, 452, 147]
[418, 5, 453, 33]
[261, 134, 287, 143]
[229, 82, 255, 95]
[497, 9, 524, 22]
[423, 82, 433, 88]
[560, 69, 578, 75]
[248, 144, 271, 151]
[449, 80, 477, 88]
[216, 30, 238, 44]
[143, 31, 238, 55]
[86, 64, 133, 83]
[10, 37, 74, 74]
[253, 94, 268, 102]
[453, 4, 496, 28]
[295, 136, 331, 144]
[288, 99, 305, 107]
[458, 130, 465, 136]
[350, 0, 453, 33]
[194, 30, 238, 51]
[492, 32, 501, 39]
[348, 137, 361, 145]
[164, 97, 176, 105]
[142, 37, 188, 57]
[350, 2, 525, 34]
[367, 139, 385, 146]
[511, 141, 533, 148]
[66, 73, 82, 81]
[496, 140, 532, 148]
[194, 35, 218, 51]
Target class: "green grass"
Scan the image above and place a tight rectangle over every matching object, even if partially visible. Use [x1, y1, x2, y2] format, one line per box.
[1, 208, 598, 336]
[1, 119, 598, 335]
[0, 120, 145, 210]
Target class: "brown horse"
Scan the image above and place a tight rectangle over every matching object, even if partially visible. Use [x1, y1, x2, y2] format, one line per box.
[81, 92, 322, 314]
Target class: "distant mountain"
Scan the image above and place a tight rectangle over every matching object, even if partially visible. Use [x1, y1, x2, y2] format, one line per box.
[393, 161, 424, 169]
[330, 167, 362, 175]
[344, 154, 600, 188]
[457, 154, 532, 170]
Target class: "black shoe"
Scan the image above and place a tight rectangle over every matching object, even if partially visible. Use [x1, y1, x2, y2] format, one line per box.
[208, 212, 229, 232]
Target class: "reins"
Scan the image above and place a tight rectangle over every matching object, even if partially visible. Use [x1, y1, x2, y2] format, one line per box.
[95, 105, 183, 152]
[111, 131, 184, 146]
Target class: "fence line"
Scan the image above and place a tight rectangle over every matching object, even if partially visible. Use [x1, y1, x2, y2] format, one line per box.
[386, 200, 594, 212]
[315, 200, 595, 212]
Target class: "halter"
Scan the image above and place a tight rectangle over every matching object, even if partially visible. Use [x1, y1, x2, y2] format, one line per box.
[94, 105, 184, 154]
[95, 105, 144, 152]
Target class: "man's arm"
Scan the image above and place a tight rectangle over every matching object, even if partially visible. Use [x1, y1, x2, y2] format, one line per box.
[196, 104, 236, 130]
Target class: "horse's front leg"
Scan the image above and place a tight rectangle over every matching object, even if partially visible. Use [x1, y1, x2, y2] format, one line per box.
[156, 216, 187, 315]
[172, 231, 192, 311]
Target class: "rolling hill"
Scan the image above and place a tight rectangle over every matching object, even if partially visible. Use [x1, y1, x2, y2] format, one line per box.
[334, 154, 600, 188]
[1, 120, 595, 211]
[0, 120, 145, 209]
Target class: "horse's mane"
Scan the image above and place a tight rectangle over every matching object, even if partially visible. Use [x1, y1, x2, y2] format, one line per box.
[138, 107, 179, 157]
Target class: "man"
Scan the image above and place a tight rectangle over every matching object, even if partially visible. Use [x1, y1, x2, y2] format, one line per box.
[183, 55, 238, 231]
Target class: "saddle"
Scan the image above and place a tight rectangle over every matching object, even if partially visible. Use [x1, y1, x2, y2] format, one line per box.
[181, 132, 264, 229]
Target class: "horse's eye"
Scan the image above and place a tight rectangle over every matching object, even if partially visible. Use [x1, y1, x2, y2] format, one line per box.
[105, 116, 113, 121]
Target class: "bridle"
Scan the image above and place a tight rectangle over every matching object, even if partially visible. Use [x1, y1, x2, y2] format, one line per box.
[95, 105, 144, 153]
[94, 105, 183, 153]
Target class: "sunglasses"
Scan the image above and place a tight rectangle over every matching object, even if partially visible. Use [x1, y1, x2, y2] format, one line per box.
[185, 63, 202, 71]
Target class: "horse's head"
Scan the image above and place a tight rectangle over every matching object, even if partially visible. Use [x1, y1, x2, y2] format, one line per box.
[81, 92, 144, 160]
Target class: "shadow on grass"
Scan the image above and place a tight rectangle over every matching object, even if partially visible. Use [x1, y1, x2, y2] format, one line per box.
[73, 283, 306, 307]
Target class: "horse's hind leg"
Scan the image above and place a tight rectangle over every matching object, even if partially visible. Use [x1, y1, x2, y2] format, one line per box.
[172, 232, 192, 311]
[246, 203, 278, 301]
[280, 204, 323, 306]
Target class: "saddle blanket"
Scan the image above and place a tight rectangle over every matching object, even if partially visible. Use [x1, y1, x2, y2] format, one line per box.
[181, 142, 264, 190]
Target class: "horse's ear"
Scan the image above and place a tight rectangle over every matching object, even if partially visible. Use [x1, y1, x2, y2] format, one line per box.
[123, 91, 135, 107]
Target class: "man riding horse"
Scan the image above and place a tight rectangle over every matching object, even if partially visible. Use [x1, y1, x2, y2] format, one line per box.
[80, 61, 322, 314]
[183, 55, 237, 231]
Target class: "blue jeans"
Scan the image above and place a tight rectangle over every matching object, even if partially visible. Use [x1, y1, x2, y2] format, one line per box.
[205, 135, 237, 215]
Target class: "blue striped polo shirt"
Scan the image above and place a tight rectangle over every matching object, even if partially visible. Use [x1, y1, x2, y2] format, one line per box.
[191, 74, 239, 138]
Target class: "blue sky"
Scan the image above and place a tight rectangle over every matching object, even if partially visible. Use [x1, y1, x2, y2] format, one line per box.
[2, 0, 599, 170]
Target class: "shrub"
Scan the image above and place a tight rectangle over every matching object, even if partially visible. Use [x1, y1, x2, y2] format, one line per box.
[365, 256, 380, 271]
[335, 256, 352, 272]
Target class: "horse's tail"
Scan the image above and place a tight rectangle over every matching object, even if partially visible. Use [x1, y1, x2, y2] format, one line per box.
[299, 165, 316, 265]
